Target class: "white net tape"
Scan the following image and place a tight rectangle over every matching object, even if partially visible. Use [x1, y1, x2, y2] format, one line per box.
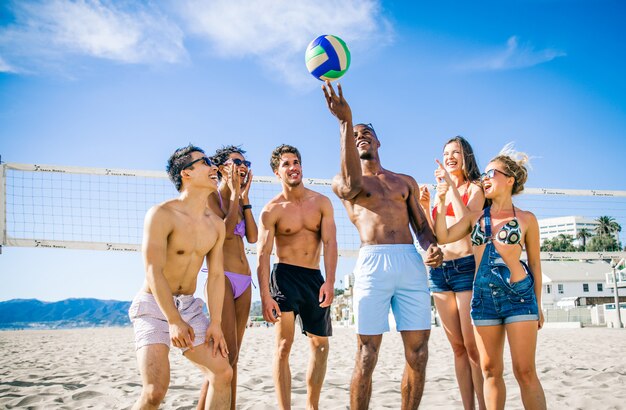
[2, 162, 626, 260]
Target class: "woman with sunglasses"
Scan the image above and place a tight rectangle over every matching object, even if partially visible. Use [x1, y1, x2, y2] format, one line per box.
[434, 144, 546, 410]
[419, 136, 486, 410]
[197, 145, 258, 410]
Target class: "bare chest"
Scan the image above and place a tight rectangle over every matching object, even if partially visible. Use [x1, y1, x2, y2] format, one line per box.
[168, 215, 219, 256]
[275, 203, 322, 236]
[354, 176, 409, 208]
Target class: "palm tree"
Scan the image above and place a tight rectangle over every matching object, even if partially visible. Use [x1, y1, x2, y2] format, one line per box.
[577, 228, 592, 251]
[595, 216, 622, 237]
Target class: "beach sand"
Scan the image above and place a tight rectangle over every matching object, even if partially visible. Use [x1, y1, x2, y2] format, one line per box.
[1, 326, 624, 409]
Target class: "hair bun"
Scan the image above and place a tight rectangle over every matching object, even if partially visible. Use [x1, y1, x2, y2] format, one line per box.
[498, 142, 531, 169]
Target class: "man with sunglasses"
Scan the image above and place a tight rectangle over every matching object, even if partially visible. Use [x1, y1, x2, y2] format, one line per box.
[129, 145, 232, 409]
[322, 83, 444, 410]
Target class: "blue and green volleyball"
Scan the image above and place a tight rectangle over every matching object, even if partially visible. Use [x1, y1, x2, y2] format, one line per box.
[305, 35, 351, 82]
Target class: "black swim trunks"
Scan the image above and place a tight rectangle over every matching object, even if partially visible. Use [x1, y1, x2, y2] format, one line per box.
[270, 263, 332, 337]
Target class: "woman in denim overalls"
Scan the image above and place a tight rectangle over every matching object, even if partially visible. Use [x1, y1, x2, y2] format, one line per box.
[434, 144, 546, 410]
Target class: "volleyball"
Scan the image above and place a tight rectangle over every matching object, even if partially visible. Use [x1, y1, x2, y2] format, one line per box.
[305, 35, 351, 82]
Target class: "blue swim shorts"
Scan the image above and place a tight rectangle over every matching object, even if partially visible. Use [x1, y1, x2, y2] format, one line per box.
[428, 255, 475, 293]
[353, 244, 431, 335]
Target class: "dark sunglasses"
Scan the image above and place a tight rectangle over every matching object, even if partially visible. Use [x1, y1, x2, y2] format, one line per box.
[183, 156, 212, 170]
[228, 158, 251, 168]
[480, 168, 511, 182]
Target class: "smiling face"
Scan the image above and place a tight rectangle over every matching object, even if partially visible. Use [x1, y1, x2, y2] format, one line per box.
[184, 151, 219, 192]
[223, 152, 250, 187]
[443, 141, 464, 176]
[275, 152, 302, 187]
[353, 124, 380, 160]
[481, 160, 514, 198]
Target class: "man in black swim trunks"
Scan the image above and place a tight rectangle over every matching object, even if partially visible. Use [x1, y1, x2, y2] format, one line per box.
[257, 144, 338, 410]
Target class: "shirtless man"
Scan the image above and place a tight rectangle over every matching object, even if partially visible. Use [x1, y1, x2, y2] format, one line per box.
[129, 145, 232, 409]
[257, 144, 338, 410]
[322, 83, 444, 410]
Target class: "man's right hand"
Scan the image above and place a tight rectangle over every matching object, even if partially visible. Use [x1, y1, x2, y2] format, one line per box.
[169, 319, 195, 350]
[424, 244, 444, 267]
[261, 295, 281, 323]
[322, 81, 352, 123]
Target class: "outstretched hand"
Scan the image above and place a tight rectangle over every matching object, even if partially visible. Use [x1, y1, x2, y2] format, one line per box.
[434, 159, 453, 184]
[322, 81, 352, 123]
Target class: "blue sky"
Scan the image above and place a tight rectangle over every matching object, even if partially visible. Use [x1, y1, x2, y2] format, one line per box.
[1, 0, 625, 302]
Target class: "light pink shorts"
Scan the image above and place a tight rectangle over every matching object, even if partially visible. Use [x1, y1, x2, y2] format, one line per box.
[128, 291, 210, 352]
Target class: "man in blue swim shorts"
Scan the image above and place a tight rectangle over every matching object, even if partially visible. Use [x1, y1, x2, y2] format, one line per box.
[323, 83, 444, 409]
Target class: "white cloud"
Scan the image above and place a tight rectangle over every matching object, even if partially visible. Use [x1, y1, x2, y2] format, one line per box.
[175, 0, 393, 88]
[0, 0, 187, 72]
[0, 55, 18, 73]
[460, 36, 566, 71]
[0, 0, 392, 85]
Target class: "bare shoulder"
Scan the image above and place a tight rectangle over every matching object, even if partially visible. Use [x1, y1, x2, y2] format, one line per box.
[262, 193, 285, 212]
[395, 172, 419, 189]
[307, 188, 332, 203]
[259, 193, 284, 223]
[518, 208, 538, 226]
[146, 199, 178, 221]
[208, 212, 226, 229]
[469, 181, 483, 193]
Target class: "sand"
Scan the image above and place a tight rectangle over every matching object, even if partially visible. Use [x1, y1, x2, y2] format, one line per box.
[0, 326, 625, 409]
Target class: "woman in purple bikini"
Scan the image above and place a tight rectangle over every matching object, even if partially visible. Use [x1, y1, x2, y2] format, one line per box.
[198, 145, 258, 410]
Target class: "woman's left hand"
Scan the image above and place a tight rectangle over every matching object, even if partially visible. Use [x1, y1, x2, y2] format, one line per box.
[538, 310, 545, 330]
[241, 170, 253, 202]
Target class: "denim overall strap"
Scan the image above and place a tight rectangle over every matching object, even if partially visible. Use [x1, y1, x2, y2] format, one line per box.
[483, 206, 492, 241]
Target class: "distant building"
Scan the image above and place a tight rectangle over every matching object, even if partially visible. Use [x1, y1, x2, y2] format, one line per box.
[538, 216, 600, 246]
[541, 260, 625, 308]
[343, 273, 354, 289]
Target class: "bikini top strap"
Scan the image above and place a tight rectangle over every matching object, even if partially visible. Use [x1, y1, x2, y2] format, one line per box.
[483, 206, 492, 239]
[463, 181, 471, 202]
[512, 204, 517, 217]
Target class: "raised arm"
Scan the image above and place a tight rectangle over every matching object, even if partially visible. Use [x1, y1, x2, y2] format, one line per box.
[256, 205, 281, 323]
[204, 216, 228, 357]
[434, 159, 484, 220]
[319, 196, 338, 308]
[142, 205, 192, 348]
[241, 170, 258, 243]
[524, 212, 544, 329]
[434, 180, 474, 244]
[222, 163, 242, 239]
[322, 82, 362, 199]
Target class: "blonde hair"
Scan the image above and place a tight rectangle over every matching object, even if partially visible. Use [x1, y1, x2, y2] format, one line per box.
[490, 142, 530, 195]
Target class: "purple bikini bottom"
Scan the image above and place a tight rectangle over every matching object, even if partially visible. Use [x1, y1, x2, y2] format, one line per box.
[225, 271, 252, 299]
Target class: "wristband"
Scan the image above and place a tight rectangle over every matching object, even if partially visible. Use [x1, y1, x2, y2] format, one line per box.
[242, 204, 252, 210]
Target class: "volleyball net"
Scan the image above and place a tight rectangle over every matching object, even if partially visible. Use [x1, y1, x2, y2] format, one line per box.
[2, 161, 626, 259]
